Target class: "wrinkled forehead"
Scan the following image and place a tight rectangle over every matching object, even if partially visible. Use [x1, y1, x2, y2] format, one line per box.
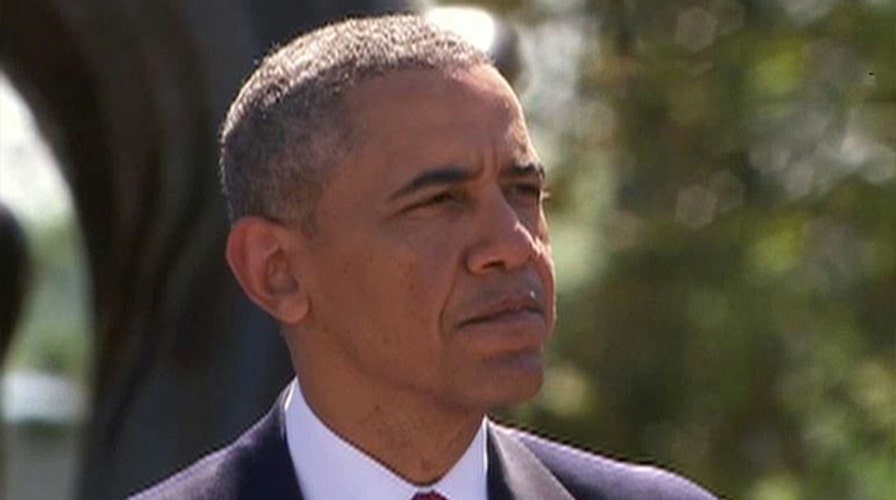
[342, 65, 535, 159]
[347, 64, 522, 117]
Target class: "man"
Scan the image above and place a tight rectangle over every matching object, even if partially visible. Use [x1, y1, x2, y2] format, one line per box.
[134, 14, 716, 500]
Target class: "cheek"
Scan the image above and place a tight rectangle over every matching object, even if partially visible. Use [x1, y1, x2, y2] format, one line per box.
[386, 238, 462, 330]
[535, 226, 557, 320]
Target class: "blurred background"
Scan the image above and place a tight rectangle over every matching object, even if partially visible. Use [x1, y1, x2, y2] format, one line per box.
[1, 0, 893, 499]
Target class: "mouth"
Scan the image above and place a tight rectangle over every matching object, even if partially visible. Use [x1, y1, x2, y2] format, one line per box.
[457, 292, 546, 329]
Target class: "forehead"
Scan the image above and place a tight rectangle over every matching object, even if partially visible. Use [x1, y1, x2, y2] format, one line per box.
[342, 65, 535, 168]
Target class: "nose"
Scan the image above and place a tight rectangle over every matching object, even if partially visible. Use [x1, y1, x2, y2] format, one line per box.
[465, 192, 539, 274]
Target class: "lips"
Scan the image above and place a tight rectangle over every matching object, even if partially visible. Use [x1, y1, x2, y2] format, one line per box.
[457, 291, 545, 328]
[450, 283, 552, 357]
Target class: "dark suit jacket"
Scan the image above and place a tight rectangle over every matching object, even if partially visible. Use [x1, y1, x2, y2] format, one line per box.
[131, 397, 716, 500]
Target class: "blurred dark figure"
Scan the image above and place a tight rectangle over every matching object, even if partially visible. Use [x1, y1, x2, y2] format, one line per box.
[0, 202, 30, 496]
[0, 202, 30, 361]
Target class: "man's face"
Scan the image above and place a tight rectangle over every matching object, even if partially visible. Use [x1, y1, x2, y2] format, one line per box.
[294, 65, 555, 412]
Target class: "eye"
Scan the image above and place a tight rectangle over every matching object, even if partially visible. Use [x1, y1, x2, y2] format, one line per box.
[427, 191, 459, 205]
[507, 183, 548, 205]
[405, 189, 467, 213]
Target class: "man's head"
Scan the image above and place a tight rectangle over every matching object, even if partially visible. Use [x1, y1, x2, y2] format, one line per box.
[220, 14, 489, 230]
[224, 15, 555, 413]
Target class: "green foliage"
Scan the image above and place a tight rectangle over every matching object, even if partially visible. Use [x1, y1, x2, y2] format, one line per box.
[4, 217, 91, 380]
[481, 0, 895, 498]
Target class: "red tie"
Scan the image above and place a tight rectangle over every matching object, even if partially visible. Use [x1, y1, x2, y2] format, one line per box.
[411, 492, 448, 500]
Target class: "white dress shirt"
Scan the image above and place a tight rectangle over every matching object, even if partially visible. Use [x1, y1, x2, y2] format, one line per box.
[283, 379, 489, 500]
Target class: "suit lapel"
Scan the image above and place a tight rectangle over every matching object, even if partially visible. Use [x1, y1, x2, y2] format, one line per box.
[252, 390, 572, 500]
[240, 389, 305, 500]
[487, 423, 574, 500]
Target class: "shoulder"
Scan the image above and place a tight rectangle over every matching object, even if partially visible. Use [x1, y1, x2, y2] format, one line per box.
[128, 445, 244, 500]
[495, 425, 717, 500]
[128, 406, 299, 500]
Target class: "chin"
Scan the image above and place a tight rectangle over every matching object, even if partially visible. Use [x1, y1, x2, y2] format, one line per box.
[494, 384, 542, 409]
[479, 351, 546, 408]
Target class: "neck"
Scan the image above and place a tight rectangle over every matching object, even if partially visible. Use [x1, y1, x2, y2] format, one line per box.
[291, 346, 484, 485]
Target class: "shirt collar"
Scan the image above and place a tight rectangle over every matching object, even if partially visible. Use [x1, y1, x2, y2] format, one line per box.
[283, 379, 488, 500]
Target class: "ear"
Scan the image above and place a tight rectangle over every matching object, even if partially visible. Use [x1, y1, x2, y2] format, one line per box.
[225, 216, 309, 326]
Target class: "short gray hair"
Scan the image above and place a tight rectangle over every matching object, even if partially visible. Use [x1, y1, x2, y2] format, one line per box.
[219, 14, 492, 230]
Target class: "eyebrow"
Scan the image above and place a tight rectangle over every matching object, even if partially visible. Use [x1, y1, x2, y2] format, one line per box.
[388, 161, 546, 202]
[388, 166, 479, 201]
[389, 162, 545, 201]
